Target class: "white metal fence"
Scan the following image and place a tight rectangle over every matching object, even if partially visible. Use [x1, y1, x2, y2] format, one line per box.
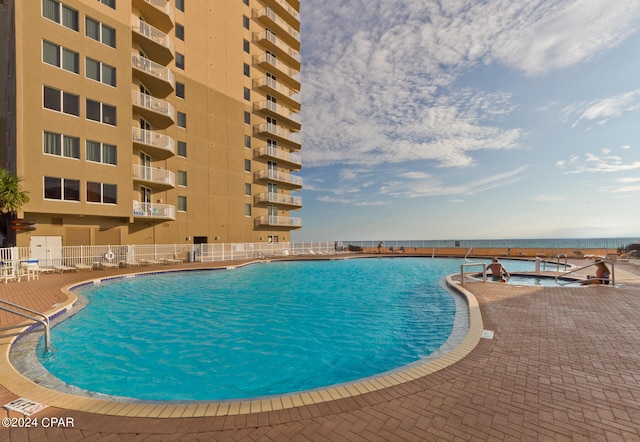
[0, 242, 342, 269]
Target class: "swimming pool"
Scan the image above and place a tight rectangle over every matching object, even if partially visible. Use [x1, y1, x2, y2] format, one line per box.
[35, 258, 535, 401]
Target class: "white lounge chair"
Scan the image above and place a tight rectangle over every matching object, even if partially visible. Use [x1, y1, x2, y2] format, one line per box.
[140, 259, 162, 266]
[100, 262, 119, 269]
[74, 263, 93, 271]
[161, 258, 183, 264]
[54, 265, 77, 273]
[121, 260, 141, 267]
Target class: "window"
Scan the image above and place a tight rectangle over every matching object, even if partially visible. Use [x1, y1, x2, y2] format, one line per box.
[85, 17, 116, 48]
[176, 82, 185, 99]
[243, 15, 249, 30]
[86, 58, 116, 86]
[244, 159, 251, 172]
[244, 183, 251, 196]
[86, 140, 117, 165]
[87, 182, 117, 204]
[175, 53, 185, 69]
[43, 131, 79, 158]
[177, 141, 187, 157]
[42, 41, 79, 73]
[43, 86, 79, 116]
[244, 111, 250, 124]
[42, 0, 79, 31]
[177, 112, 187, 128]
[245, 204, 251, 216]
[244, 135, 251, 148]
[98, 0, 115, 9]
[175, 23, 184, 41]
[244, 87, 250, 101]
[44, 176, 80, 201]
[243, 39, 250, 53]
[243, 63, 250, 77]
[177, 196, 187, 211]
[176, 0, 184, 12]
[86, 99, 116, 125]
[177, 170, 187, 186]
[243, 0, 249, 5]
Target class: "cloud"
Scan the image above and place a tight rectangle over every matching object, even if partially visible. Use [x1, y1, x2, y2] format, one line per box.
[564, 89, 640, 128]
[560, 152, 640, 174]
[301, 0, 640, 171]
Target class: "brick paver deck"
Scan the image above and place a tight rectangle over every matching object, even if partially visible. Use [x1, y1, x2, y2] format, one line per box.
[2, 259, 640, 441]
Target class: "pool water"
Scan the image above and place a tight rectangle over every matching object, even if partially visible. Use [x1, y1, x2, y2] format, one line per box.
[37, 258, 534, 401]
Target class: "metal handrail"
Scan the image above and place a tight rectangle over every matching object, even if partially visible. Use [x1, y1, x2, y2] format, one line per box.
[543, 254, 569, 271]
[460, 262, 486, 284]
[555, 259, 615, 286]
[0, 299, 52, 352]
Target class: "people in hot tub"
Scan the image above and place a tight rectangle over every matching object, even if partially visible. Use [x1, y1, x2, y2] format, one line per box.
[487, 258, 511, 282]
[581, 259, 611, 285]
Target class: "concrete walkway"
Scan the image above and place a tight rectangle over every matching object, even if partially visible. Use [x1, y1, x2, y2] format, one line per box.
[2, 259, 640, 440]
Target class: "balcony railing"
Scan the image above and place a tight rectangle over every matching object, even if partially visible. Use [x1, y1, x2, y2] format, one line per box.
[255, 192, 302, 207]
[133, 201, 176, 220]
[132, 165, 175, 188]
[253, 77, 300, 109]
[255, 145, 302, 168]
[253, 100, 301, 128]
[132, 127, 175, 158]
[253, 53, 300, 87]
[132, 53, 175, 96]
[131, 90, 175, 126]
[254, 169, 302, 187]
[254, 7, 300, 44]
[254, 215, 302, 228]
[132, 16, 174, 64]
[254, 123, 301, 147]
[253, 30, 300, 66]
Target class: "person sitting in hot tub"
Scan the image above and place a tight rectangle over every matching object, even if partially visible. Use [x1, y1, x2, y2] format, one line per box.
[487, 258, 511, 282]
[581, 259, 611, 285]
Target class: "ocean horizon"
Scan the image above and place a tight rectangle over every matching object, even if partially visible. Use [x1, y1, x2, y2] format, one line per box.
[343, 237, 639, 250]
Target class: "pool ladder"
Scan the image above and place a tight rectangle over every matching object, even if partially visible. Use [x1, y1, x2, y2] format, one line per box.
[555, 259, 615, 286]
[0, 299, 52, 352]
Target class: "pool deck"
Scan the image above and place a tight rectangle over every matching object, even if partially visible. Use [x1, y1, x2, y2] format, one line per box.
[2, 257, 640, 440]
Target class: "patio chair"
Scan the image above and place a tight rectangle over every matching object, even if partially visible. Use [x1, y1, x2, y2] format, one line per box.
[54, 265, 77, 273]
[74, 263, 93, 271]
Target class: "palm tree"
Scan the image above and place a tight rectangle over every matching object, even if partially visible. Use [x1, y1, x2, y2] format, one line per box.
[0, 169, 30, 247]
[0, 169, 30, 215]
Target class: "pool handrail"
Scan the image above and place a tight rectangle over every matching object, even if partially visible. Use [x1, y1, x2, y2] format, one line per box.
[460, 262, 486, 284]
[555, 259, 615, 286]
[0, 298, 52, 352]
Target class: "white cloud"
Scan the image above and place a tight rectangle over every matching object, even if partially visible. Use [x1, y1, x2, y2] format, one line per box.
[564, 89, 640, 128]
[561, 152, 640, 174]
[301, 0, 640, 170]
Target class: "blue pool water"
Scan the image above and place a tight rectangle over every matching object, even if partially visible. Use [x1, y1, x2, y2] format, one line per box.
[37, 258, 536, 401]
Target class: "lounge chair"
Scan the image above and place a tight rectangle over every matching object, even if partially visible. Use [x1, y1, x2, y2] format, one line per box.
[160, 258, 183, 264]
[54, 265, 77, 273]
[121, 260, 141, 267]
[100, 262, 119, 269]
[140, 259, 162, 266]
[74, 263, 93, 271]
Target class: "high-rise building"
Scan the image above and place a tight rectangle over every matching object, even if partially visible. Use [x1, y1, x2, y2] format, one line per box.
[0, 0, 302, 248]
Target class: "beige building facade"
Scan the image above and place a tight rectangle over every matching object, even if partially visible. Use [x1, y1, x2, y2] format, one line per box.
[0, 0, 302, 247]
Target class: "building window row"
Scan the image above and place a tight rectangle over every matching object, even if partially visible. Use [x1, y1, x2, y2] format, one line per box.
[44, 86, 118, 125]
[42, 0, 79, 31]
[86, 98, 117, 125]
[43, 41, 116, 87]
[44, 177, 117, 204]
[43, 131, 117, 165]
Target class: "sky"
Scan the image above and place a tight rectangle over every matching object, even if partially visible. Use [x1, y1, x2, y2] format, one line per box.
[291, 0, 640, 242]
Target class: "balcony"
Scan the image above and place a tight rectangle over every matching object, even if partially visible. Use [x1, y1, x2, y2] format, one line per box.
[254, 192, 302, 208]
[132, 53, 175, 98]
[132, 16, 175, 65]
[132, 0, 174, 33]
[133, 201, 176, 220]
[253, 7, 300, 49]
[261, 0, 300, 28]
[131, 90, 175, 128]
[132, 165, 175, 189]
[253, 100, 301, 130]
[254, 169, 302, 188]
[253, 77, 300, 110]
[253, 53, 300, 90]
[254, 123, 301, 149]
[254, 215, 302, 228]
[254, 145, 301, 169]
[253, 31, 300, 69]
[132, 127, 175, 159]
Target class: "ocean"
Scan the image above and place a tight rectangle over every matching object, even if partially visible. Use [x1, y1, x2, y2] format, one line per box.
[344, 238, 639, 250]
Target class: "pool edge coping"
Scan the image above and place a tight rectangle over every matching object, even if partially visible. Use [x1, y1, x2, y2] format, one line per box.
[0, 267, 483, 418]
